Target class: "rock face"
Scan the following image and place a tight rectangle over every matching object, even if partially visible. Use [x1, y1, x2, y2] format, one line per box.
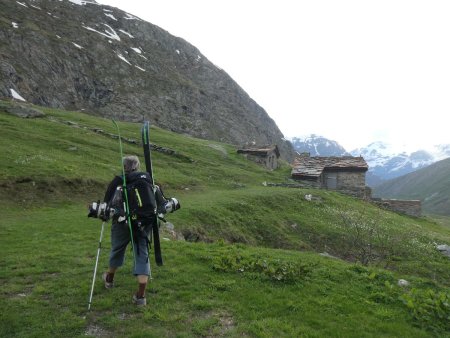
[1, 101, 45, 118]
[0, 0, 294, 161]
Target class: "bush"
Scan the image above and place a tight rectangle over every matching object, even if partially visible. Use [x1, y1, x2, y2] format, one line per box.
[400, 288, 450, 332]
[212, 250, 313, 283]
[328, 207, 431, 267]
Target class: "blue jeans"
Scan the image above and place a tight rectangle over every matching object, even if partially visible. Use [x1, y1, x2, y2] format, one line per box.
[109, 222, 151, 276]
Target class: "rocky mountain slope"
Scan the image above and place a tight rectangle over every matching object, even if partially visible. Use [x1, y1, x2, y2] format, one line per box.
[0, 0, 294, 160]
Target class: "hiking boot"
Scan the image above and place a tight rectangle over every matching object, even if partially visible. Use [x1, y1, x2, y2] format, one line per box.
[132, 293, 146, 306]
[102, 272, 114, 289]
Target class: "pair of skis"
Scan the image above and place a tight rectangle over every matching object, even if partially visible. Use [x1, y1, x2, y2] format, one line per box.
[113, 120, 163, 267]
[141, 121, 163, 266]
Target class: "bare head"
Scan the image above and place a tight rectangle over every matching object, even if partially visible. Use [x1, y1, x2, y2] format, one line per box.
[123, 155, 140, 174]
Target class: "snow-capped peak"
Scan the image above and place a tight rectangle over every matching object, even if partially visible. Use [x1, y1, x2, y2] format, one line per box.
[290, 134, 450, 186]
[290, 134, 348, 157]
[350, 140, 450, 184]
[429, 144, 450, 161]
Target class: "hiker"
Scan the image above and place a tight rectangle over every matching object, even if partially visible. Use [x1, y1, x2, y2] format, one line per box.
[102, 155, 154, 306]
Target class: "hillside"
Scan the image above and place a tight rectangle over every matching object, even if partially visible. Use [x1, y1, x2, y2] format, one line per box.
[373, 157, 450, 216]
[1, 101, 449, 337]
[0, 0, 294, 160]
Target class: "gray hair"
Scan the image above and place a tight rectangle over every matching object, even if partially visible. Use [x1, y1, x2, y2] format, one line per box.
[123, 155, 140, 173]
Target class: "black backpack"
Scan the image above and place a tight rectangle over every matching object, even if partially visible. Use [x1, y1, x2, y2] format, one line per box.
[125, 171, 157, 221]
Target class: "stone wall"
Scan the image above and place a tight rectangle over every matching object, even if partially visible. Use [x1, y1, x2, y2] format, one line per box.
[321, 171, 367, 198]
[265, 152, 278, 170]
[371, 198, 422, 217]
[336, 172, 366, 190]
[240, 151, 278, 170]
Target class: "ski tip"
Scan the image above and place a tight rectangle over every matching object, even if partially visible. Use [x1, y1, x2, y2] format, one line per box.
[142, 121, 149, 131]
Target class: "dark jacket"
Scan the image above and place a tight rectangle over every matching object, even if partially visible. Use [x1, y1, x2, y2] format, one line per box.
[103, 175, 123, 204]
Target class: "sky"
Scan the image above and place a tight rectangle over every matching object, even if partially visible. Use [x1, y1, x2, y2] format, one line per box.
[97, 0, 449, 152]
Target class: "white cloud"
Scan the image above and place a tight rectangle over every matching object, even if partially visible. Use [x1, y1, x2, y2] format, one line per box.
[97, 0, 450, 150]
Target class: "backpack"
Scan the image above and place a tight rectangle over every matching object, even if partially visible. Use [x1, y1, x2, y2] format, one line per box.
[109, 172, 157, 223]
[125, 171, 157, 221]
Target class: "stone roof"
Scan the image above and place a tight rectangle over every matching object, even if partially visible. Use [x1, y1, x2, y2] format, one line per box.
[292, 156, 368, 178]
[237, 145, 280, 158]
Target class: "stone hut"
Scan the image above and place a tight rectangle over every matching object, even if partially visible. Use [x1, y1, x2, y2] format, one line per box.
[291, 155, 369, 198]
[237, 145, 280, 170]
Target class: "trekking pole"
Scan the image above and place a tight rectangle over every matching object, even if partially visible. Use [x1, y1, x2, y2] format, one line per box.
[88, 221, 106, 311]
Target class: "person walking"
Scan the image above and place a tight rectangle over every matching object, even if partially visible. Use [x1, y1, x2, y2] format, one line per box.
[101, 155, 154, 306]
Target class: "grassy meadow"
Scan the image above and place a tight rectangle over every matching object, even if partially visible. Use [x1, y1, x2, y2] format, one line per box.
[0, 100, 449, 337]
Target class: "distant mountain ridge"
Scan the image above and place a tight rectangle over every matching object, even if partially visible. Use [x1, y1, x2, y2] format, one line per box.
[290, 135, 349, 157]
[350, 142, 450, 185]
[372, 157, 450, 216]
[290, 135, 450, 187]
[0, 0, 294, 160]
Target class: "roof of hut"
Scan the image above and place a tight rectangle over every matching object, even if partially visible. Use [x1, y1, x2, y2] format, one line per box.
[292, 156, 368, 178]
[237, 145, 280, 158]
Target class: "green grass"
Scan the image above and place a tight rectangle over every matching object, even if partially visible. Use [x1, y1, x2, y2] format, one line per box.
[1, 100, 449, 337]
[1, 205, 448, 338]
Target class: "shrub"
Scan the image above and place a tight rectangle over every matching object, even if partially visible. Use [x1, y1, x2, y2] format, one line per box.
[212, 250, 313, 283]
[400, 288, 450, 332]
[328, 207, 431, 267]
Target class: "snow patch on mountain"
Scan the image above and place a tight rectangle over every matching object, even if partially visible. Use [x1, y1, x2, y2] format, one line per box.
[350, 141, 450, 185]
[289, 134, 349, 157]
[68, 0, 98, 5]
[10, 88, 26, 101]
[104, 13, 117, 21]
[82, 23, 121, 41]
[350, 142, 448, 171]
[428, 144, 450, 161]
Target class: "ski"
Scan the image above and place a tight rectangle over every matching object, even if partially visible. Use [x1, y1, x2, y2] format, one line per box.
[112, 120, 136, 268]
[141, 121, 163, 266]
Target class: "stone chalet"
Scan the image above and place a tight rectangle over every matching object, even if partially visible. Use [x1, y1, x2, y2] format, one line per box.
[291, 155, 369, 198]
[237, 145, 280, 170]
